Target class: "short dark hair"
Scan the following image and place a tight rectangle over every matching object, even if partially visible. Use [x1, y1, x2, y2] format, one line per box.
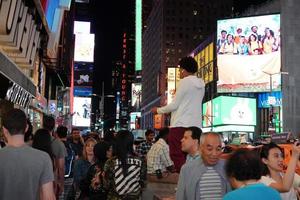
[145, 129, 154, 136]
[56, 126, 68, 138]
[71, 128, 80, 134]
[178, 56, 198, 73]
[43, 115, 55, 132]
[221, 30, 227, 34]
[2, 109, 27, 135]
[157, 127, 169, 140]
[225, 149, 262, 181]
[32, 129, 53, 159]
[185, 126, 202, 144]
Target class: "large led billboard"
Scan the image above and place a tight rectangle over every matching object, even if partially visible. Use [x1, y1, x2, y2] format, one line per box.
[202, 96, 256, 127]
[74, 33, 95, 62]
[131, 83, 142, 107]
[72, 97, 91, 127]
[74, 63, 93, 87]
[217, 14, 280, 92]
[193, 41, 214, 84]
[74, 21, 91, 34]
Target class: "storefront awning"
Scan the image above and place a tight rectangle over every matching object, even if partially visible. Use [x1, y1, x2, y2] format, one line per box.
[0, 51, 36, 97]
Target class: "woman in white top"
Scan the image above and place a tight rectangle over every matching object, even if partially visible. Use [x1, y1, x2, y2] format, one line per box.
[260, 142, 300, 200]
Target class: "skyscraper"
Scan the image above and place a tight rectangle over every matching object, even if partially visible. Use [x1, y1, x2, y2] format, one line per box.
[141, 0, 234, 128]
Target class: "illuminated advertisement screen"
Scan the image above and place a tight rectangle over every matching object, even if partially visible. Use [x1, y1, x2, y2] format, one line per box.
[74, 21, 91, 34]
[217, 14, 281, 92]
[131, 83, 142, 107]
[73, 87, 92, 97]
[130, 112, 141, 129]
[72, 97, 91, 127]
[203, 96, 256, 126]
[74, 63, 93, 87]
[194, 42, 214, 84]
[167, 68, 176, 104]
[74, 33, 95, 62]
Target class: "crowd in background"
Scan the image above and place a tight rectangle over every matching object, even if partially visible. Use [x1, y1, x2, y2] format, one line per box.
[1, 111, 300, 200]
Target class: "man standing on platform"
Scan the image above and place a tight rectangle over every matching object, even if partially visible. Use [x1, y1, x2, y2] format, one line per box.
[152, 56, 205, 172]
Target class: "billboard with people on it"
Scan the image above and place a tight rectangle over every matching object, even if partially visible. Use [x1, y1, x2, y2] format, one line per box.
[217, 14, 281, 93]
[72, 97, 91, 127]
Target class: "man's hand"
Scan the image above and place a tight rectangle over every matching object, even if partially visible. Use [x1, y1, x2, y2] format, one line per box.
[151, 107, 158, 114]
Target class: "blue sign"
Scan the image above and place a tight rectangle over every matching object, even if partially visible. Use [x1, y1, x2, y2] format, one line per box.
[74, 87, 92, 97]
[258, 91, 282, 108]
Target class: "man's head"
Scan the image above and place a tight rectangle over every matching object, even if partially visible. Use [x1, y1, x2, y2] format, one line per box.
[56, 126, 68, 139]
[251, 26, 258, 33]
[178, 57, 198, 79]
[2, 109, 27, 136]
[43, 115, 55, 133]
[71, 128, 81, 141]
[221, 30, 227, 38]
[145, 129, 155, 142]
[157, 127, 169, 141]
[200, 132, 223, 166]
[181, 127, 202, 154]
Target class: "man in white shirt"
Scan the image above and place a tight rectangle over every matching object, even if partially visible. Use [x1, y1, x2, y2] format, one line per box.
[152, 56, 205, 172]
[181, 127, 202, 162]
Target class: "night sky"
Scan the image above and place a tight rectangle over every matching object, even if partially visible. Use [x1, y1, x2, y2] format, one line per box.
[91, 0, 133, 95]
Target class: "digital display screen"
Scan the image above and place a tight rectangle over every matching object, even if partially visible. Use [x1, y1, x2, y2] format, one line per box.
[217, 14, 281, 92]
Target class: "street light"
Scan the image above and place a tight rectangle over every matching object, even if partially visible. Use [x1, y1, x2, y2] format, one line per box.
[262, 71, 289, 93]
[262, 71, 289, 133]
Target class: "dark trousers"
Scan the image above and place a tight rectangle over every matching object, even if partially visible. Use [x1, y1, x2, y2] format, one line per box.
[168, 127, 186, 172]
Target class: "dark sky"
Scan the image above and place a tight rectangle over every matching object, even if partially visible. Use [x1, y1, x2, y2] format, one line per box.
[91, 0, 134, 95]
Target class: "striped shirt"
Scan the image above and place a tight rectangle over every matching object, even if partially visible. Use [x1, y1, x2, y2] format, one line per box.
[147, 138, 174, 174]
[197, 167, 222, 200]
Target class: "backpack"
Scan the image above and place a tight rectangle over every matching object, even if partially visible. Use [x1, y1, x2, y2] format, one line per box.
[63, 141, 76, 177]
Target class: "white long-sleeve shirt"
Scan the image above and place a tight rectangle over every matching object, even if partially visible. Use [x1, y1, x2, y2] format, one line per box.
[157, 75, 205, 128]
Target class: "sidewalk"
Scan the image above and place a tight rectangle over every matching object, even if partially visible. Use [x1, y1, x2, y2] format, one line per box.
[142, 182, 176, 200]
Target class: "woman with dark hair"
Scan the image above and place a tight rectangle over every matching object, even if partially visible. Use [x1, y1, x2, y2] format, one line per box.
[32, 128, 54, 162]
[223, 149, 280, 200]
[24, 119, 33, 145]
[259, 142, 300, 200]
[79, 141, 112, 199]
[104, 130, 145, 199]
[248, 33, 262, 55]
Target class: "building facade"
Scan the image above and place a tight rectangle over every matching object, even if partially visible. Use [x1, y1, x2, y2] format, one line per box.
[141, 0, 233, 129]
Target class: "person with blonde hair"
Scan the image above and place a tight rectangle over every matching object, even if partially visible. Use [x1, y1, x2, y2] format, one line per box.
[73, 137, 97, 194]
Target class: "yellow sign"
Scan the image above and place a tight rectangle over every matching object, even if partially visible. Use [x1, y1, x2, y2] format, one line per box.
[194, 42, 214, 84]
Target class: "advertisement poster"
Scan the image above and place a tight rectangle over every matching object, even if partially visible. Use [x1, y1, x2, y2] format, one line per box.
[131, 83, 142, 107]
[74, 33, 95, 62]
[203, 96, 256, 126]
[72, 97, 91, 127]
[217, 14, 281, 92]
[74, 63, 93, 87]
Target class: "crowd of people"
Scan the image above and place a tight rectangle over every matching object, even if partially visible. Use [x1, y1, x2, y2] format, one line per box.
[1, 109, 300, 200]
[1, 56, 300, 200]
[217, 26, 280, 55]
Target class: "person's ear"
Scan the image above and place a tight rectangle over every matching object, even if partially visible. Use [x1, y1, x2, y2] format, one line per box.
[261, 158, 268, 165]
[24, 123, 29, 133]
[2, 126, 9, 138]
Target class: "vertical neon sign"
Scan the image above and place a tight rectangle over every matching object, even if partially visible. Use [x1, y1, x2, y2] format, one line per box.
[135, 0, 142, 71]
